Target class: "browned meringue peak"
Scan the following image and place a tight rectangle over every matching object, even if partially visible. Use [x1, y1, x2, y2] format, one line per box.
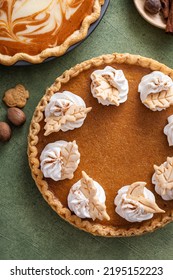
[126, 182, 164, 214]
[80, 171, 110, 221]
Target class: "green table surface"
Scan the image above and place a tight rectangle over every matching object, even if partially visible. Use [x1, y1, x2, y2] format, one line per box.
[1, 0, 173, 260]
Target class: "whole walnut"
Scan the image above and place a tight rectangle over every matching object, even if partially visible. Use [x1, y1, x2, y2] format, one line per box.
[144, 0, 161, 14]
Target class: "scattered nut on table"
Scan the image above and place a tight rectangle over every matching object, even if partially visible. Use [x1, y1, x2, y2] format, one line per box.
[7, 107, 26, 126]
[0, 122, 12, 142]
[3, 84, 29, 108]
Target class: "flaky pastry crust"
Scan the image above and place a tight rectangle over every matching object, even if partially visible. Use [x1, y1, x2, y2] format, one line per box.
[28, 53, 173, 237]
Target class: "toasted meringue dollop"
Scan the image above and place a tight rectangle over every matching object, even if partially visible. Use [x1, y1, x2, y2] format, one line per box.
[164, 115, 173, 146]
[90, 66, 129, 106]
[40, 140, 80, 181]
[138, 71, 173, 111]
[68, 171, 110, 221]
[152, 157, 173, 200]
[114, 182, 164, 222]
[44, 91, 91, 135]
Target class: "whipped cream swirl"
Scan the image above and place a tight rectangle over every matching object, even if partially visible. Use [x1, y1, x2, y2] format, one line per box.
[138, 71, 173, 111]
[68, 175, 107, 219]
[40, 140, 80, 181]
[114, 182, 164, 222]
[90, 66, 129, 106]
[44, 91, 91, 133]
[164, 115, 173, 146]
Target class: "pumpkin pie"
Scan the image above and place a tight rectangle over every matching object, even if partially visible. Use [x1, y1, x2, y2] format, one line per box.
[28, 53, 173, 237]
[0, 0, 104, 65]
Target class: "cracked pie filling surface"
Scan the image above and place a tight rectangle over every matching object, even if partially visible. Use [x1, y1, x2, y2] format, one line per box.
[28, 53, 173, 237]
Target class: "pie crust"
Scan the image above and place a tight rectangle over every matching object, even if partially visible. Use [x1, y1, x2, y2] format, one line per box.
[0, 0, 104, 66]
[28, 53, 173, 237]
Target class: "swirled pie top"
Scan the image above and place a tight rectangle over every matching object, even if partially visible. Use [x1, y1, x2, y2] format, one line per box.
[0, 0, 95, 56]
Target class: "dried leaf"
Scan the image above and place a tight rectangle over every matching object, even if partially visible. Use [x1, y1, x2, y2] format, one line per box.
[80, 171, 110, 221]
[154, 157, 173, 191]
[127, 182, 164, 214]
[44, 116, 62, 136]
[66, 105, 92, 121]
[60, 141, 80, 180]
[127, 182, 146, 199]
[138, 197, 165, 214]
[80, 171, 96, 198]
[144, 89, 173, 111]
[89, 201, 110, 221]
[92, 73, 120, 105]
[44, 104, 91, 136]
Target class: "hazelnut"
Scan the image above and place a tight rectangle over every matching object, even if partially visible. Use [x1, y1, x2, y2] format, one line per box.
[0, 122, 12, 142]
[144, 0, 161, 14]
[7, 107, 26, 126]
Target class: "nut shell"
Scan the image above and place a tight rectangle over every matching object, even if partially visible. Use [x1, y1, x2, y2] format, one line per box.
[0, 122, 12, 142]
[7, 107, 26, 126]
